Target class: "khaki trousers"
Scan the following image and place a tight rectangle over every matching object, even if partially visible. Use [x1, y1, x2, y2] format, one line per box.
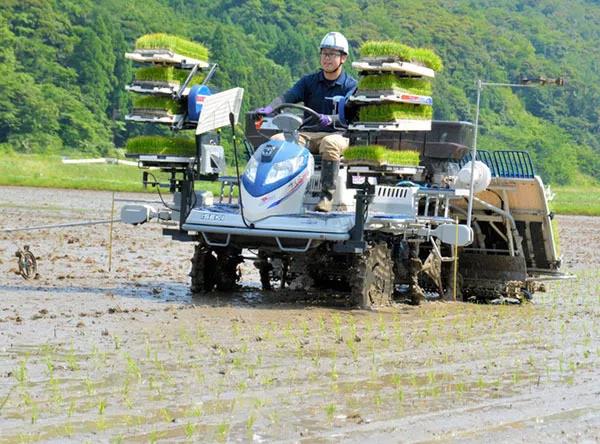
[271, 131, 349, 161]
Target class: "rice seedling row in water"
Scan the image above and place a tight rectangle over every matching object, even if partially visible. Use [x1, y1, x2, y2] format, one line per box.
[135, 33, 209, 61]
[134, 66, 205, 85]
[357, 74, 432, 96]
[125, 135, 196, 156]
[358, 103, 433, 122]
[344, 145, 420, 166]
[359, 41, 443, 71]
[131, 96, 184, 114]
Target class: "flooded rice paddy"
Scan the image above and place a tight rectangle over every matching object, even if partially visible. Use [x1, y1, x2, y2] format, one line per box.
[0, 186, 599, 442]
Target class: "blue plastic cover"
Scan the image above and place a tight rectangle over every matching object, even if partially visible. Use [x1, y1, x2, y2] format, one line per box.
[188, 85, 212, 121]
[242, 139, 309, 197]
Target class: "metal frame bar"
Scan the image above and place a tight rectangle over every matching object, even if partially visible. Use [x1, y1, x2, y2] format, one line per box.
[472, 196, 520, 256]
[275, 238, 313, 253]
[430, 237, 456, 263]
[185, 224, 350, 242]
[201, 232, 231, 247]
[467, 79, 544, 227]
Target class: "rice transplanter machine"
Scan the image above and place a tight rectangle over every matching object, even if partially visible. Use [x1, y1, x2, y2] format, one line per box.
[122, 41, 567, 307]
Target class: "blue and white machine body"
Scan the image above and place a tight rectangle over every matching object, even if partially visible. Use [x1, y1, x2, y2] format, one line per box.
[179, 108, 358, 244]
[240, 139, 314, 222]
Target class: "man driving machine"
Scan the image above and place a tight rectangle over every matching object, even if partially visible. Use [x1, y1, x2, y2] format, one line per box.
[255, 32, 357, 212]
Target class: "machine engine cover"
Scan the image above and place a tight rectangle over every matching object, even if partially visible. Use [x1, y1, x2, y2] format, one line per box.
[240, 139, 314, 222]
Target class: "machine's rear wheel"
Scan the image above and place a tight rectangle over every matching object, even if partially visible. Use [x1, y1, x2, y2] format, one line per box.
[214, 248, 243, 291]
[190, 244, 217, 293]
[255, 252, 273, 290]
[255, 253, 291, 291]
[350, 242, 394, 308]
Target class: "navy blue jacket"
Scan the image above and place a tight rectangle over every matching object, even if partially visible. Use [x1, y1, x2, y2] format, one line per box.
[281, 69, 357, 132]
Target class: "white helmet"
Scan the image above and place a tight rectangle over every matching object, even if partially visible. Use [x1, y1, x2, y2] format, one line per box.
[320, 32, 349, 55]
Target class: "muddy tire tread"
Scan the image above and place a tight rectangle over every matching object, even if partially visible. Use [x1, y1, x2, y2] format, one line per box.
[350, 242, 394, 308]
[190, 244, 217, 293]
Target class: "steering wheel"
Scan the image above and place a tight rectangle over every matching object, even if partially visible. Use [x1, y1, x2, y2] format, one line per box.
[269, 103, 322, 130]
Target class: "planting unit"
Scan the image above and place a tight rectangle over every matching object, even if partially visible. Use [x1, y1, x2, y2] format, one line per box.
[123, 33, 229, 196]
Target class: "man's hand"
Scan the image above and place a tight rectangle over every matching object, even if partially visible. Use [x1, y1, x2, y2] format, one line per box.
[254, 105, 274, 116]
[319, 114, 333, 127]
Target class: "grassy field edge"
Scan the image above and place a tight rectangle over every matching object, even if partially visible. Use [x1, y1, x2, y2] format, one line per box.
[0, 154, 598, 216]
[0, 154, 223, 195]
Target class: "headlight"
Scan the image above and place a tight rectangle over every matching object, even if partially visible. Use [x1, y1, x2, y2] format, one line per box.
[265, 156, 305, 185]
[244, 156, 259, 182]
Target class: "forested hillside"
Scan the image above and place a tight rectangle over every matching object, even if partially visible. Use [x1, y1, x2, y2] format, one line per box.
[1, 0, 599, 184]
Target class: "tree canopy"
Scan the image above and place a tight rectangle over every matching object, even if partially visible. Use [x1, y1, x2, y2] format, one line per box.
[2, 0, 599, 184]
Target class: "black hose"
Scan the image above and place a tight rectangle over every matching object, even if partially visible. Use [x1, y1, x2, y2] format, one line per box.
[230, 112, 253, 229]
[147, 172, 178, 211]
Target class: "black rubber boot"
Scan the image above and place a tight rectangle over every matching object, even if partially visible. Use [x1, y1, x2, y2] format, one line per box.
[315, 160, 339, 212]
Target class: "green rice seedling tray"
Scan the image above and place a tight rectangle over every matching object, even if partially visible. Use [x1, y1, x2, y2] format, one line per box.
[358, 103, 433, 122]
[360, 41, 413, 61]
[125, 135, 196, 157]
[126, 33, 209, 68]
[359, 41, 443, 71]
[344, 145, 420, 167]
[126, 95, 185, 124]
[134, 66, 206, 85]
[131, 96, 184, 114]
[127, 67, 205, 95]
[358, 75, 432, 96]
[135, 33, 209, 60]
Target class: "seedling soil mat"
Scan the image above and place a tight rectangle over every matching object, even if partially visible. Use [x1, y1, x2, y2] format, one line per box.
[126, 50, 209, 69]
[348, 120, 432, 131]
[125, 112, 184, 125]
[350, 92, 433, 106]
[126, 83, 181, 95]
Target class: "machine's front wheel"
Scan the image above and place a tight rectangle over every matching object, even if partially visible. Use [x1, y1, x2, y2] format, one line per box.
[190, 244, 217, 293]
[350, 242, 394, 308]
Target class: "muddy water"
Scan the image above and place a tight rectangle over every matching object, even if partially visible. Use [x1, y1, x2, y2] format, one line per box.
[0, 186, 599, 443]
